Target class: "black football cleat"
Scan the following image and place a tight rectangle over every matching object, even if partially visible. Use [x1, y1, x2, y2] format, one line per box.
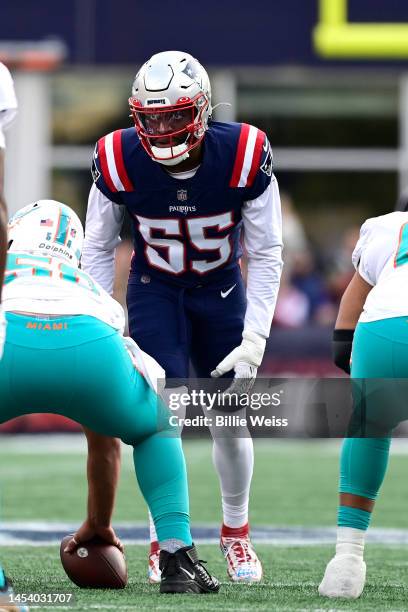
[159, 545, 220, 594]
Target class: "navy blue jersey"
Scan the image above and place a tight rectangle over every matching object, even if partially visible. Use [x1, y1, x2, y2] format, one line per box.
[92, 121, 272, 287]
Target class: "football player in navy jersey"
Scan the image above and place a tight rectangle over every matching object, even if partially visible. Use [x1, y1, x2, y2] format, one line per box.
[79, 51, 283, 584]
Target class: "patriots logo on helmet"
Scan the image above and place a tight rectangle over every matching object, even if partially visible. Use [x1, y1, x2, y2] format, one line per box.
[182, 61, 201, 85]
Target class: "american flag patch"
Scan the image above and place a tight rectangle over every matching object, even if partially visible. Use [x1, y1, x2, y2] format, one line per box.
[70, 228, 77, 237]
[40, 219, 53, 227]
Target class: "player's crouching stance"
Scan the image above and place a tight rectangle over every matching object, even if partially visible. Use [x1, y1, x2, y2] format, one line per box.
[0, 199, 219, 595]
[318, 210, 408, 598]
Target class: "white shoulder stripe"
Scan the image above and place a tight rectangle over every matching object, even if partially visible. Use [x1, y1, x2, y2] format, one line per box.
[238, 125, 258, 188]
[104, 132, 125, 192]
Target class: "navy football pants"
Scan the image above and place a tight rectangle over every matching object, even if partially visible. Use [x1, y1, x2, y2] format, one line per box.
[127, 268, 246, 382]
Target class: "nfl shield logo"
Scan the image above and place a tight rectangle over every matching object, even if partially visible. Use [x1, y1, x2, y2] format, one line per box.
[177, 189, 188, 202]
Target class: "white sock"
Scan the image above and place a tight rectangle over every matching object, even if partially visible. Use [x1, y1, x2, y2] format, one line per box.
[149, 511, 158, 544]
[336, 526, 366, 558]
[160, 538, 187, 553]
[211, 411, 254, 528]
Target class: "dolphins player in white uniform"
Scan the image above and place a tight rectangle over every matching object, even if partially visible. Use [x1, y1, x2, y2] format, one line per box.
[319, 210, 408, 598]
[0, 60, 23, 612]
[0, 199, 220, 596]
[0, 61, 18, 359]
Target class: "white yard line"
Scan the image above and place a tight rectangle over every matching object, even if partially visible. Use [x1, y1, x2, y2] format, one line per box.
[2, 522, 408, 546]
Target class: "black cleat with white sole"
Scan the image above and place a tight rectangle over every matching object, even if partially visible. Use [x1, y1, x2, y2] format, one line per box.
[159, 545, 220, 594]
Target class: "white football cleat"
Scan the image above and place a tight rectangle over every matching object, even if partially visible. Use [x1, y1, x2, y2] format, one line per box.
[318, 554, 366, 599]
[220, 535, 263, 582]
[148, 549, 161, 584]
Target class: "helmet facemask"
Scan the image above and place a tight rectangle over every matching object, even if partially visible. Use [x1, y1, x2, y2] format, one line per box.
[129, 93, 209, 166]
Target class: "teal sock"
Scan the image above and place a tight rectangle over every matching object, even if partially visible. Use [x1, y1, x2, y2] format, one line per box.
[133, 434, 192, 546]
[337, 437, 391, 533]
[0, 567, 5, 589]
[338, 505, 371, 530]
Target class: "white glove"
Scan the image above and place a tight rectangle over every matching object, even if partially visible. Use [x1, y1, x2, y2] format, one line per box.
[0, 304, 6, 361]
[211, 330, 266, 394]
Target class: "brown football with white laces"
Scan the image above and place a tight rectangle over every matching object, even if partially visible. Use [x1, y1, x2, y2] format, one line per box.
[60, 535, 128, 588]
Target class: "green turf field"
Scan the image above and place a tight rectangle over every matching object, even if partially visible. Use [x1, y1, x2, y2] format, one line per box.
[3, 544, 408, 611]
[1, 437, 408, 610]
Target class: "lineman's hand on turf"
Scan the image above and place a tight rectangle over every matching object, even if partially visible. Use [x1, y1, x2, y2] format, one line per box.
[211, 330, 266, 394]
[64, 520, 124, 554]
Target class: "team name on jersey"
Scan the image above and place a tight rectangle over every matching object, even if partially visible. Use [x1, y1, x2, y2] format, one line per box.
[169, 205, 197, 214]
[26, 321, 69, 331]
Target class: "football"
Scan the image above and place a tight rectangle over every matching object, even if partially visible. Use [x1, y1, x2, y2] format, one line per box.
[60, 535, 128, 589]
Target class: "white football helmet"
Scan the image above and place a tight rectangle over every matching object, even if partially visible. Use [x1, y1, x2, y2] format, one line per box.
[129, 50, 212, 166]
[8, 199, 84, 266]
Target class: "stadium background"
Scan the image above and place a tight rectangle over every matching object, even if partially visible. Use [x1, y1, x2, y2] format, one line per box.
[2, 2, 408, 610]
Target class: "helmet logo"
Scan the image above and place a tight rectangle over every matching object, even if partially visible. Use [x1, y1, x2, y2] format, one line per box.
[182, 61, 201, 83]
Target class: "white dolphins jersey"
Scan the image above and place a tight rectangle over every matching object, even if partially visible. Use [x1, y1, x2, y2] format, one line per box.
[3, 251, 125, 333]
[3, 251, 166, 390]
[0, 62, 18, 148]
[353, 211, 408, 322]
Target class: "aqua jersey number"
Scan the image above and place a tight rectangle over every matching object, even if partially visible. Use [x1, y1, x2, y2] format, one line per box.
[4, 252, 100, 295]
